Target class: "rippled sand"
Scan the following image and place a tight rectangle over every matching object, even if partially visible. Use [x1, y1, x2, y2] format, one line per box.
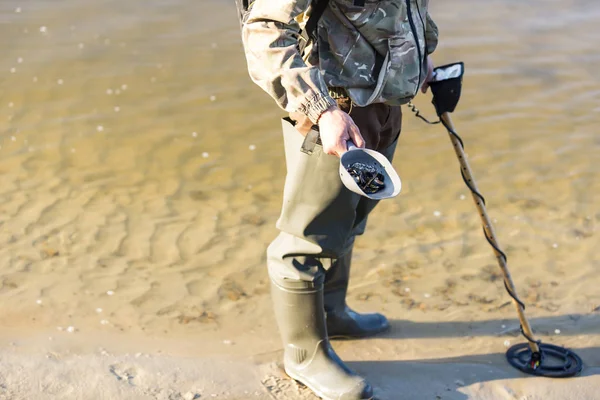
[0, 0, 599, 399]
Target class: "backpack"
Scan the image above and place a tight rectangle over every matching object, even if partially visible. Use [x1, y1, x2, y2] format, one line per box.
[234, 0, 330, 51]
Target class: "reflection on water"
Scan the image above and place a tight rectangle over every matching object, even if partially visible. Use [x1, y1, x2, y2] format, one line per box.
[0, 0, 598, 341]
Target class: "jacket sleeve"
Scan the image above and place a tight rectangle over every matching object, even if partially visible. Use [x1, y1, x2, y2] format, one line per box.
[241, 0, 337, 124]
[425, 12, 439, 55]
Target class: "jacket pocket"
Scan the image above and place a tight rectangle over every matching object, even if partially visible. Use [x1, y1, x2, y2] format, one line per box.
[364, 51, 390, 105]
[331, 0, 380, 27]
[381, 33, 421, 101]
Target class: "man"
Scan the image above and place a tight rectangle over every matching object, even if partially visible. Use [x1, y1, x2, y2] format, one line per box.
[241, 1, 438, 399]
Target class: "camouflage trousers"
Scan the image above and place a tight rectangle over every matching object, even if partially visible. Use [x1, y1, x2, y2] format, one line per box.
[267, 97, 402, 285]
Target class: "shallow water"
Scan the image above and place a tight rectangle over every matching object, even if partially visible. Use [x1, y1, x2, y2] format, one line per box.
[0, 0, 598, 355]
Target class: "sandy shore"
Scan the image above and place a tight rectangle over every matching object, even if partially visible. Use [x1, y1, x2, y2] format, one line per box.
[1, 317, 599, 400]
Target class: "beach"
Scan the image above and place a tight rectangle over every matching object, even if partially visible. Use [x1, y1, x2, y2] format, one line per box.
[0, 0, 599, 399]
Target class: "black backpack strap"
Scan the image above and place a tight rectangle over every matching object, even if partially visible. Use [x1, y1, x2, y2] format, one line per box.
[304, 0, 330, 43]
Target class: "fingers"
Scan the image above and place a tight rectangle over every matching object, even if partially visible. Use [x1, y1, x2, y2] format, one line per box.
[326, 129, 359, 157]
[421, 57, 435, 94]
[318, 108, 364, 157]
[323, 134, 347, 157]
[347, 121, 365, 149]
[334, 120, 364, 157]
[334, 140, 348, 157]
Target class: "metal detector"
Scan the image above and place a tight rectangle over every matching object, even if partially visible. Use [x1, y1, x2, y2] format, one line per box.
[407, 61, 584, 378]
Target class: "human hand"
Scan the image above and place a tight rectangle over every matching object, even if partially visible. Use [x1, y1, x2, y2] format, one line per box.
[421, 56, 435, 94]
[317, 106, 365, 157]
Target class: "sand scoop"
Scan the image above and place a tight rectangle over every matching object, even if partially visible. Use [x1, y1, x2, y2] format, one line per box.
[339, 143, 402, 200]
[407, 62, 584, 377]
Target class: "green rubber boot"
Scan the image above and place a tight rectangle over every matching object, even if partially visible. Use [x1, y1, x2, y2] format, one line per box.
[324, 250, 389, 339]
[270, 277, 373, 400]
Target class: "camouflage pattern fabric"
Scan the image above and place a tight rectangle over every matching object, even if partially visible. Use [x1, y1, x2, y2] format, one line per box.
[242, 0, 439, 123]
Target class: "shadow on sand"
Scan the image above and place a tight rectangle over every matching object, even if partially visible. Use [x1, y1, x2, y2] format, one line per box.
[342, 314, 600, 399]
[262, 314, 600, 399]
[349, 347, 599, 400]
[379, 313, 600, 340]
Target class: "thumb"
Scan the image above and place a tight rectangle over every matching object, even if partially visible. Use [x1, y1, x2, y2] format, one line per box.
[348, 124, 365, 149]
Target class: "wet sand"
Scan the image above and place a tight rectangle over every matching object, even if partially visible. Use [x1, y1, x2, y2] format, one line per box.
[1, 0, 599, 399]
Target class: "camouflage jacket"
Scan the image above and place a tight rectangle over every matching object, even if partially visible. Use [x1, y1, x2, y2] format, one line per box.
[242, 0, 439, 124]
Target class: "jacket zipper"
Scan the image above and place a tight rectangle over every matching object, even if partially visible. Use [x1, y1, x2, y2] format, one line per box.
[405, 0, 423, 96]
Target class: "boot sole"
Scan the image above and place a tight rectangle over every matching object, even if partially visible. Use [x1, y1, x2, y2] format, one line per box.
[284, 368, 374, 400]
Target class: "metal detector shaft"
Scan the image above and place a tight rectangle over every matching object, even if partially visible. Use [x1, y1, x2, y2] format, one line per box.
[440, 112, 540, 354]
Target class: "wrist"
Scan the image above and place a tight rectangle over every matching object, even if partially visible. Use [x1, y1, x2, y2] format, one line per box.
[301, 93, 337, 124]
[316, 104, 338, 124]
